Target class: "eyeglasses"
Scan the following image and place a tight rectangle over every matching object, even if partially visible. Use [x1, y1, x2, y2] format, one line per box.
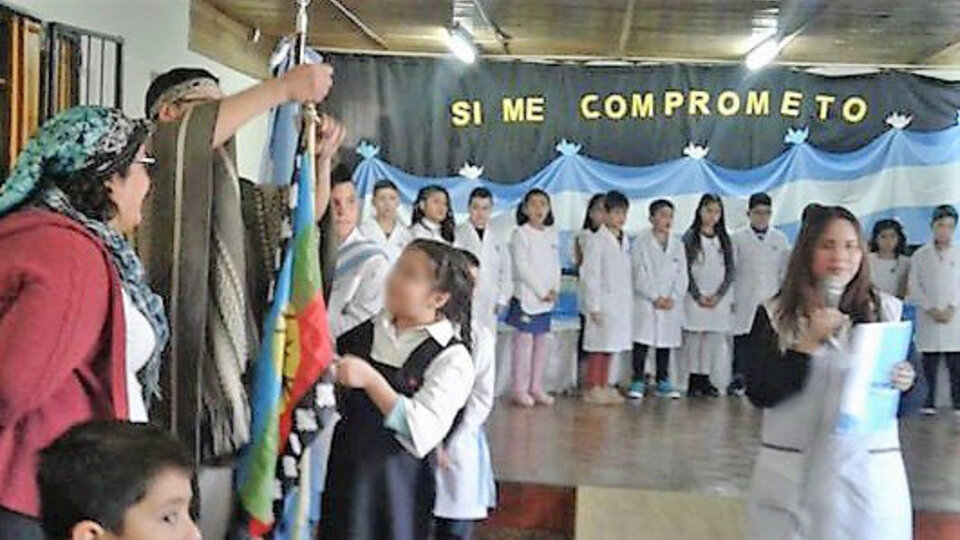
[134, 156, 157, 170]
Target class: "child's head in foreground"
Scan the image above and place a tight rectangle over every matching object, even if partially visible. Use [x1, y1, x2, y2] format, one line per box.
[38, 420, 200, 540]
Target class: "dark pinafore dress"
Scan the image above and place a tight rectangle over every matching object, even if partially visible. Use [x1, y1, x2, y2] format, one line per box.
[320, 320, 461, 540]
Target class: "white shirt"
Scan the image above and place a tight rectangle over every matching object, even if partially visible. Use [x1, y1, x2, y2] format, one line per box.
[510, 224, 562, 315]
[328, 228, 390, 338]
[373, 313, 474, 458]
[632, 229, 688, 348]
[868, 253, 910, 298]
[410, 218, 449, 244]
[359, 218, 413, 262]
[454, 222, 512, 332]
[581, 225, 633, 352]
[573, 229, 599, 315]
[909, 244, 960, 352]
[732, 227, 790, 335]
[121, 288, 156, 423]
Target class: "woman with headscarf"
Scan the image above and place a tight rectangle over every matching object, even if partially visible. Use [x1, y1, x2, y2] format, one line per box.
[0, 106, 168, 538]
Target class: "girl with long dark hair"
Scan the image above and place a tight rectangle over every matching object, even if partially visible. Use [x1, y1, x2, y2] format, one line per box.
[411, 185, 455, 244]
[868, 218, 910, 299]
[322, 239, 476, 540]
[745, 205, 925, 540]
[573, 194, 607, 390]
[681, 194, 734, 397]
[506, 189, 562, 407]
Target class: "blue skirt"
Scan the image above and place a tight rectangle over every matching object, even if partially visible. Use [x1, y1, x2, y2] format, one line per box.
[505, 297, 552, 334]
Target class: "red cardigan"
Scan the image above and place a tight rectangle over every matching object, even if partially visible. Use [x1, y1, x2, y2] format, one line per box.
[0, 210, 128, 517]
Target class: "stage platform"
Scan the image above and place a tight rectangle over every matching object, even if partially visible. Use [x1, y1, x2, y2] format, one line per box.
[477, 397, 960, 539]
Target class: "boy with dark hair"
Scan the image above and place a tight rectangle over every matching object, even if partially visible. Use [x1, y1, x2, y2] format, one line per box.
[581, 190, 633, 405]
[454, 187, 512, 336]
[730, 192, 790, 396]
[359, 179, 413, 262]
[38, 420, 200, 540]
[629, 199, 687, 399]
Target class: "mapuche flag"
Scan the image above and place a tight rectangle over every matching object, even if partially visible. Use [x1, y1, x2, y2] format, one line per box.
[238, 151, 334, 536]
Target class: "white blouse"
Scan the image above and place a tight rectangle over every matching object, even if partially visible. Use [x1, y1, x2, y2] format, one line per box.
[373, 314, 474, 458]
[410, 218, 449, 244]
[868, 253, 910, 298]
[121, 288, 156, 423]
[510, 224, 562, 315]
[359, 218, 413, 262]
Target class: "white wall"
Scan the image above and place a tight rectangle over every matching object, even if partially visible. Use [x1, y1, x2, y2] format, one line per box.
[8, 0, 267, 178]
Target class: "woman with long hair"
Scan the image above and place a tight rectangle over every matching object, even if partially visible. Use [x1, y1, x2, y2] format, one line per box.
[681, 194, 735, 397]
[745, 205, 926, 540]
[0, 106, 168, 537]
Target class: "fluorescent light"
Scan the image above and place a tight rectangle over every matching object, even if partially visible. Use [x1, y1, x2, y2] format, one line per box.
[445, 24, 477, 64]
[745, 37, 780, 71]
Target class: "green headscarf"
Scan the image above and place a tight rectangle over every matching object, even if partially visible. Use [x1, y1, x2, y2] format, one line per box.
[0, 105, 170, 403]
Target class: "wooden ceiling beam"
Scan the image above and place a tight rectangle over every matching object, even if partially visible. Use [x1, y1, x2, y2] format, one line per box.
[617, 0, 637, 56]
[325, 0, 389, 50]
[189, 0, 276, 79]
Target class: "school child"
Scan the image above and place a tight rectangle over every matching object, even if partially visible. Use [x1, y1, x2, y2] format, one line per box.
[411, 185, 456, 244]
[434, 250, 497, 540]
[321, 240, 476, 540]
[454, 187, 512, 336]
[328, 176, 391, 338]
[681, 194, 735, 398]
[581, 191, 632, 406]
[628, 199, 687, 400]
[359, 179, 413, 262]
[909, 204, 960, 415]
[506, 189, 562, 407]
[729, 193, 790, 396]
[573, 194, 607, 386]
[37, 421, 201, 540]
[868, 218, 910, 299]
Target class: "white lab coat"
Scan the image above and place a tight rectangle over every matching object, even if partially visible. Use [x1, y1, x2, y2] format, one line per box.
[632, 229, 688, 348]
[573, 229, 598, 315]
[327, 228, 390, 338]
[683, 233, 733, 332]
[510, 224, 562, 315]
[868, 253, 910, 299]
[410, 218, 450, 244]
[454, 222, 512, 334]
[732, 227, 790, 335]
[581, 225, 633, 352]
[747, 295, 911, 540]
[359, 218, 413, 262]
[434, 324, 497, 520]
[909, 244, 960, 352]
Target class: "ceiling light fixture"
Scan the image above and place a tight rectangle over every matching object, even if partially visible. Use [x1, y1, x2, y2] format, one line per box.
[445, 23, 477, 64]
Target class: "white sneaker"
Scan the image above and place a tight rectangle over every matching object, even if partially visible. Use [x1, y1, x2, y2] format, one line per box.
[921, 407, 937, 416]
[604, 387, 626, 405]
[582, 387, 607, 405]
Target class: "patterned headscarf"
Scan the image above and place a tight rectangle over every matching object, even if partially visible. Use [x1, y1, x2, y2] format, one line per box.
[0, 106, 170, 402]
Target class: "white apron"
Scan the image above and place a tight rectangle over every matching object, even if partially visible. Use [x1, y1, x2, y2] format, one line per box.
[358, 218, 412, 262]
[747, 295, 911, 540]
[435, 325, 497, 520]
[683, 234, 732, 332]
[581, 226, 633, 352]
[732, 227, 790, 335]
[867, 253, 909, 299]
[908, 244, 960, 352]
[455, 222, 511, 335]
[631, 229, 688, 348]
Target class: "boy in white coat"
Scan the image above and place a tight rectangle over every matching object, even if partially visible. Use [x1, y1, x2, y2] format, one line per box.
[910, 204, 960, 415]
[581, 191, 632, 405]
[729, 193, 790, 396]
[359, 179, 413, 262]
[628, 199, 687, 399]
[454, 187, 511, 336]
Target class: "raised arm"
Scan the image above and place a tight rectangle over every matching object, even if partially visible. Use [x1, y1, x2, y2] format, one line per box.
[212, 64, 333, 149]
[314, 114, 346, 222]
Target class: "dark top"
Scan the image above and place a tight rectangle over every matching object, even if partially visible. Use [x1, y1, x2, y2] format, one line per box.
[745, 305, 928, 416]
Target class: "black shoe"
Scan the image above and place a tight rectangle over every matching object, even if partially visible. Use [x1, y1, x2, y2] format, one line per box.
[726, 380, 746, 397]
[703, 384, 721, 398]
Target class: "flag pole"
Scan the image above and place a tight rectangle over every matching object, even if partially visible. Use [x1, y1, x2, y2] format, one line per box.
[295, 0, 317, 169]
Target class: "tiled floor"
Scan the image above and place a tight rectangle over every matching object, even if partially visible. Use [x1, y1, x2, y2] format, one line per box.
[483, 396, 960, 537]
